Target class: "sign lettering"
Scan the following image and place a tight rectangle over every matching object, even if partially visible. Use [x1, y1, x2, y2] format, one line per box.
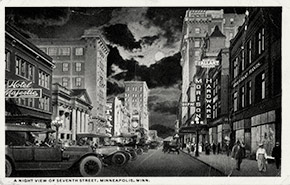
[5, 80, 42, 98]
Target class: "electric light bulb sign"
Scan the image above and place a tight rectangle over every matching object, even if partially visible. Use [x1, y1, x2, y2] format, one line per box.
[195, 59, 219, 68]
[5, 80, 42, 98]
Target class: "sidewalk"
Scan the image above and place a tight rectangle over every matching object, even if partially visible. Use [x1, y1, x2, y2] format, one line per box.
[182, 149, 281, 176]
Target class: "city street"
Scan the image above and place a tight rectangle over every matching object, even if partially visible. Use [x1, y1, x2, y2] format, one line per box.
[12, 148, 224, 177]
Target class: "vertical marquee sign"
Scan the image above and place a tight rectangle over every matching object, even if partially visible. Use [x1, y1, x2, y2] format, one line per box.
[205, 78, 212, 119]
[5, 80, 42, 98]
[195, 78, 202, 119]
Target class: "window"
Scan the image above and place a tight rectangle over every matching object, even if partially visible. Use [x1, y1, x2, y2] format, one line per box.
[76, 62, 82, 72]
[262, 73, 265, 99]
[248, 40, 252, 64]
[241, 49, 245, 71]
[16, 57, 20, 75]
[48, 47, 70, 56]
[194, 40, 200, 47]
[247, 81, 252, 105]
[75, 48, 84, 56]
[255, 72, 265, 102]
[76, 77, 82, 87]
[39, 70, 50, 89]
[233, 92, 238, 111]
[194, 50, 200, 57]
[39, 96, 50, 111]
[261, 28, 265, 51]
[58, 47, 70, 56]
[233, 58, 238, 78]
[195, 28, 201, 34]
[48, 48, 58, 56]
[258, 28, 265, 55]
[241, 86, 245, 108]
[28, 65, 34, 81]
[229, 32, 234, 39]
[20, 59, 26, 77]
[62, 77, 69, 87]
[62, 63, 69, 71]
[5, 50, 10, 71]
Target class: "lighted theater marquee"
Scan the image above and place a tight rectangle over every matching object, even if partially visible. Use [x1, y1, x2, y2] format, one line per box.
[5, 80, 42, 98]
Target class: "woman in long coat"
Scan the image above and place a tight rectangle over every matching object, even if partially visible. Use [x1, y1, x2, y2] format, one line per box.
[256, 143, 268, 172]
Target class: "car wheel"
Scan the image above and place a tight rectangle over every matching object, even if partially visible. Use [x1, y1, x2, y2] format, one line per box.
[79, 156, 102, 177]
[130, 150, 137, 161]
[136, 148, 143, 155]
[6, 159, 13, 177]
[112, 152, 127, 166]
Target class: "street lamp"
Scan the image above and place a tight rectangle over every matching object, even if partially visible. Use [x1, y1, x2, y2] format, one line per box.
[195, 117, 200, 157]
[52, 117, 63, 144]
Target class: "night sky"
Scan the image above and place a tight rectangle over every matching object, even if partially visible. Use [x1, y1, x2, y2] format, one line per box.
[6, 7, 247, 137]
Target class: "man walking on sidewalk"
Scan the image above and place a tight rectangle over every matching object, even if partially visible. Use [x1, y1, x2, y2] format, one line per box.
[272, 142, 281, 170]
[231, 140, 245, 171]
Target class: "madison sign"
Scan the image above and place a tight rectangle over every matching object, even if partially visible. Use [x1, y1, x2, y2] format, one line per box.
[5, 80, 42, 98]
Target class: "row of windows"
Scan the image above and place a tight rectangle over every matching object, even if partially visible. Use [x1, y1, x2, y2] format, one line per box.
[233, 72, 265, 112]
[125, 93, 143, 98]
[40, 47, 84, 56]
[14, 96, 50, 111]
[126, 86, 143, 91]
[62, 62, 83, 72]
[233, 28, 265, 78]
[62, 77, 83, 87]
[6, 52, 51, 89]
[15, 56, 35, 82]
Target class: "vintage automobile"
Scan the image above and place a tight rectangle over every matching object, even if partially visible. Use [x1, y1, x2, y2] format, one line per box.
[76, 133, 132, 167]
[5, 124, 103, 177]
[111, 134, 138, 161]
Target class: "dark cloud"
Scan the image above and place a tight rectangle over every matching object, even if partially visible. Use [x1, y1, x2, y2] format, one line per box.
[141, 35, 159, 46]
[6, 7, 71, 26]
[102, 24, 141, 51]
[150, 100, 179, 115]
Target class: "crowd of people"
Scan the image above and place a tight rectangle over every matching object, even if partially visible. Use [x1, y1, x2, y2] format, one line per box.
[184, 139, 281, 173]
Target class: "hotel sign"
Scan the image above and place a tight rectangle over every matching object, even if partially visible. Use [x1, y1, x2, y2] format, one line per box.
[195, 59, 219, 68]
[233, 62, 261, 88]
[5, 80, 42, 98]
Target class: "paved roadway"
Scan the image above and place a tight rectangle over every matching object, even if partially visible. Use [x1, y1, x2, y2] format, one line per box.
[12, 147, 224, 177]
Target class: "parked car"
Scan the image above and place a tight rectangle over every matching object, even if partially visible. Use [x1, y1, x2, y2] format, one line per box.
[5, 124, 103, 177]
[76, 133, 131, 167]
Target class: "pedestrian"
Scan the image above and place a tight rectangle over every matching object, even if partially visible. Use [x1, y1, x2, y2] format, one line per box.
[205, 141, 210, 155]
[256, 143, 268, 172]
[212, 143, 216, 154]
[272, 142, 281, 169]
[225, 143, 230, 156]
[217, 142, 221, 154]
[231, 140, 245, 171]
[186, 141, 191, 154]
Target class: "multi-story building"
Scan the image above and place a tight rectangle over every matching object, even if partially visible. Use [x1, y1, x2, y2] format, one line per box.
[51, 83, 93, 141]
[124, 81, 149, 135]
[179, 9, 245, 146]
[5, 24, 54, 128]
[30, 28, 110, 133]
[207, 48, 231, 149]
[229, 8, 281, 156]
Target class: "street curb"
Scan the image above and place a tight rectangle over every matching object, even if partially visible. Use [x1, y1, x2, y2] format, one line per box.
[180, 150, 226, 176]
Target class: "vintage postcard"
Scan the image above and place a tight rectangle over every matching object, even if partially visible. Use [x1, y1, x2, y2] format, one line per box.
[1, 0, 289, 185]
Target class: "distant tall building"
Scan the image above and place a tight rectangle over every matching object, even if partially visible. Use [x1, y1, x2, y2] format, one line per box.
[124, 81, 149, 134]
[30, 28, 110, 134]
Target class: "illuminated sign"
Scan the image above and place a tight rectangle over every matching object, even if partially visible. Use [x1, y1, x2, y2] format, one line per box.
[5, 80, 42, 98]
[195, 59, 219, 68]
[205, 79, 212, 119]
[182, 102, 195, 107]
[195, 78, 202, 118]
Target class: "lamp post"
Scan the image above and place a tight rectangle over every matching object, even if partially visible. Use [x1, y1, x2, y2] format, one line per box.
[195, 117, 200, 157]
[52, 117, 63, 144]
